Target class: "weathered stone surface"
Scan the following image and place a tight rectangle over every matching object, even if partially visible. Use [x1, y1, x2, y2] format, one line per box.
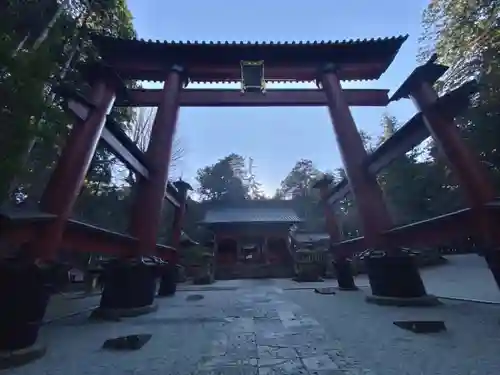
[7, 273, 500, 375]
[0, 345, 46, 370]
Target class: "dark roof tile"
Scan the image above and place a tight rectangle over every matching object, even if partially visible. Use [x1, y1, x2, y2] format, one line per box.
[89, 34, 408, 83]
[200, 208, 302, 225]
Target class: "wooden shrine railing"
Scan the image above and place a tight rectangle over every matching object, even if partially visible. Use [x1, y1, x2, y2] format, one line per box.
[329, 203, 500, 256]
[0, 209, 178, 262]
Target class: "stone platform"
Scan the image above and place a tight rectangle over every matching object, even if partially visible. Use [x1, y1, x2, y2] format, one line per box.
[8, 265, 500, 375]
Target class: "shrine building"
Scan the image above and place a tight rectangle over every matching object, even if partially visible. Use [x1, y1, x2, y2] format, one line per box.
[199, 205, 302, 279]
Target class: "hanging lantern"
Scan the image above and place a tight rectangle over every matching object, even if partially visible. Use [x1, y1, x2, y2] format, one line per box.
[240, 60, 265, 93]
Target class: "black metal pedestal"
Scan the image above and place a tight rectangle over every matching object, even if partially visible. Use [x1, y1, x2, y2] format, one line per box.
[364, 250, 439, 306]
[157, 263, 178, 297]
[98, 257, 160, 316]
[333, 258, 358, 291]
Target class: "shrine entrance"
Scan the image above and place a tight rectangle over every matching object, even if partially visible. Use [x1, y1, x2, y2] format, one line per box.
[217, 238, 238, 265]
[1, 33, 499, 360]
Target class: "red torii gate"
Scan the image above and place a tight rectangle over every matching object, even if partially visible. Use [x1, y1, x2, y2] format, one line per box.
[314, 55, 500, 303]
[5, 33, 481, 361]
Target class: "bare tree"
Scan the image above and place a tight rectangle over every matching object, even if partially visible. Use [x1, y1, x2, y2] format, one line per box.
[128, 107, 185, 180]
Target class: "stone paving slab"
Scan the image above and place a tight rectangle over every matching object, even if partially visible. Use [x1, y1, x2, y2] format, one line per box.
[272, 254, 500, 303]
[286, 288, 500, 375]
[178, 254, 500, 303]
[8, 276, 500, 375]
[43, 294, 101, 323]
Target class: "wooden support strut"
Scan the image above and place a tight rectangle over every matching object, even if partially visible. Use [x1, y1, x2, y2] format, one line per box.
[29, 81, 116, 260]
[65, 94, 181, 208]
[319, 64, 393, 249]
[324, 80, 481, 206]
[410, 81, 498, 252]
[409, 82, 496, 207]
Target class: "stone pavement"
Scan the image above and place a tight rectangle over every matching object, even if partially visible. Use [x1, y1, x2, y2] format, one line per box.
[179, 254, 500, 303]
[8, 274, 500, 375]
[44, 293, 101, 323]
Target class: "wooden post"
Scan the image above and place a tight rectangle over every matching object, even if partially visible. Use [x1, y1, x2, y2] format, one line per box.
[312, 176, 345, 256]
[319, 64, 393, 248]
[409, 82, 496, 208]
[170, 180, 192, 248]
[263, 236, 269, 264]
[33, 80, 116, 260]
[410, 80, 500, 288]
[129, 65, 185, 255]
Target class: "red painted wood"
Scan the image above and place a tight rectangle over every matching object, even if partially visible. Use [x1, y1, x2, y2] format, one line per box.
[107, 61, 389, 83]
[410, 82, 498, 250]
[118, 88, 390, 107]
[5, 203, 497, 265]
[0, 219, 177, 262]
[411, 83, 496, 208]
[321, 69, 393, 248]
[129, 68, 183, 256]
[330, 204, 500, 255]
[28, 82, 116, 260]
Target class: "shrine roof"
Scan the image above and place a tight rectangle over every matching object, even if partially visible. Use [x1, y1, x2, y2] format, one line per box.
[90, 34, 408, 82]
[292, 232, 331, 243]
[200, 208, 302, 225]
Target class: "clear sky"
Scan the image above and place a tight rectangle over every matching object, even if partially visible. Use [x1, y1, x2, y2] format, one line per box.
[126, 0, 430, 196]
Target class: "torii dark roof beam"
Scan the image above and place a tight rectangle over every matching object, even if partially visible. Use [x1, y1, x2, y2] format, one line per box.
[116, 88, 390, 107]
[90, 35, 408, 83]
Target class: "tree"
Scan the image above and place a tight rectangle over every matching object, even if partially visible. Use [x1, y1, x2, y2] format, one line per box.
[419, 0, 500, 191]
[244, 157, 265, 199]
[1, 0, 137, 203]
[275, 159, 325, 231]
[376, 115, 427, 224]
[277, 159, 321, 200]
[196, 154, 249, 202]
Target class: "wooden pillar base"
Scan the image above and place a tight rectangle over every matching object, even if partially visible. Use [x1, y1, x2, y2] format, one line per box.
[0, 259, 68, 352]
[484, 249, 500, 290]
[364, 250, 438, 305]
[157, 263, 179, 297]
[98, 257, 161, 312]
[332, 258, 358, 291]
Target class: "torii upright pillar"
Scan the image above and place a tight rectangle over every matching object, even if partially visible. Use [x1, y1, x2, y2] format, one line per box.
[319, 64, 436, 305]
[405, 65, 499, 287]
[98, 65, 185, 314]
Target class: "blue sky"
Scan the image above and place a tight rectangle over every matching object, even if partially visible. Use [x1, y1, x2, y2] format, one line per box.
[126, 0, 430, 196]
